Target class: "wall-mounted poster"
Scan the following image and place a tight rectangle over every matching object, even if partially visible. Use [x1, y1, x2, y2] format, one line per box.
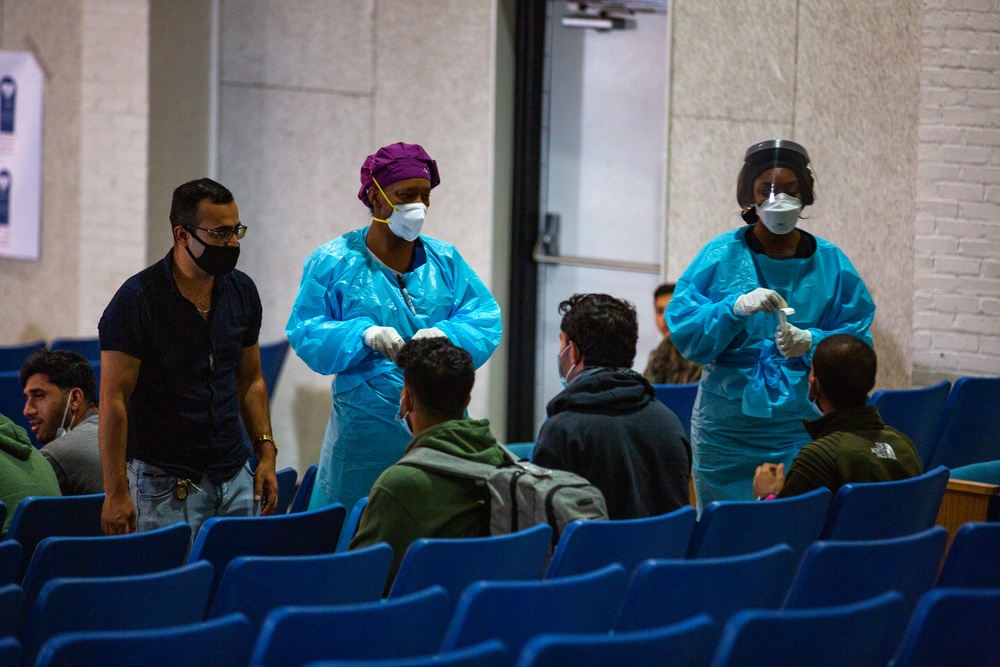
[0, 52, 42, 261]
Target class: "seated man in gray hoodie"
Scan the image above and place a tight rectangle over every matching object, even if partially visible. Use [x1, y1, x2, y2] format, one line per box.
[350, 337, 507, 579]
[533, 293, 691, 519]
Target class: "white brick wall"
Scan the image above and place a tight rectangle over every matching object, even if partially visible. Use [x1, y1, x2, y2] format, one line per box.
[78, 0, 149, 333]
[915, 0, 1000, 380]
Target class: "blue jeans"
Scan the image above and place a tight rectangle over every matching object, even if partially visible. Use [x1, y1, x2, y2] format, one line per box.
[128, 459, 259, 540]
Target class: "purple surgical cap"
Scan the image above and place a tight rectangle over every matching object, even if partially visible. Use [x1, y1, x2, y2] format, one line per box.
[357, 142, 441, 206]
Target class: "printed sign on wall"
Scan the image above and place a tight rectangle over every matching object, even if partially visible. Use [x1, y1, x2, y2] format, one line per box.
[0, 52, 43, 261]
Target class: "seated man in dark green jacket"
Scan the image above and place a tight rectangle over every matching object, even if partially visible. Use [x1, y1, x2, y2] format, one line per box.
[0, 412, 62, 534]
[753, 334, 923, 499]
[349, 337, 507, 580]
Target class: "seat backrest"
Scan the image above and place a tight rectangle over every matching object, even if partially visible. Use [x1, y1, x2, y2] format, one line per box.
[259, 338, 291, 399]
[652, 383, 699, 438]
[289, 463, 319, 514]
[274, 466, 298, 515]
[869, 380, 951, 467]
[0, 340, 44, 372]
[517, 614, 716, 667]
[33, 612, 254, 667]
[20, 522, 192, 618]
[711, 591, 907, 667]
[927, 377, 1000, 469]
[336, 496, 369, 552]
[821, 466, 949, 541]
[0, 637, 20, 666]
[48, 337, 101, 363]
[23, 561, 214, 664]
[284, 640, 510, 667]
[688, 487, 831, 558]
[936, 521, 1000, 588]
[0, 583, 24, 638]
[616, 544, 797, 632]
[893, 588, 1000, 667]
[6, 493, 105, 580]
[208, 543, 393, 631]
[0, 538, 20, 587]
[547, 506, 696, 578]
[440, 563, 629, 657]
[783, 526, 948, 611]
[388, 523, 551, 604]
[251, 586, 452, 667]
[187, 501, 346, 596]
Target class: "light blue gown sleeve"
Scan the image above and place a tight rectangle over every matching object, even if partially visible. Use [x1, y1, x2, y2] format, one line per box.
[285, 247, 376, 376]
[667, 244, 756, 365]
[432, 250, 502, 369]
[799, 249, 875, 363]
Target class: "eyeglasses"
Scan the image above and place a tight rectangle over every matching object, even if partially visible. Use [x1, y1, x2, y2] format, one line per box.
[186, 224, 247, 243]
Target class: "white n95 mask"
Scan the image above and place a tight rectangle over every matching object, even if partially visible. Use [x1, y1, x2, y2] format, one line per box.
[380, 203, 426, 242]
[755, 193, 802, 235]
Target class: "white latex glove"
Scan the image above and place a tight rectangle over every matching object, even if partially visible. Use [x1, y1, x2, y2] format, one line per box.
[411, 327, 447, 341]
[776, 323, 813, 358]
[363, 326, 405, 360]
[733, 288, 787, 317]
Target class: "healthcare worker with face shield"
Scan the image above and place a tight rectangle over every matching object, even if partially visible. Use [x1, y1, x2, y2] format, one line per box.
[286, 142, 502, 511]
[666, 140, 875, 510]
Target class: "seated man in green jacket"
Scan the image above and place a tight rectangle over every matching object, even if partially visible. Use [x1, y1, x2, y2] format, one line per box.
[753, 334, 923, 499]
[0, 412, 61, 534]
[349, 337, 506, 581]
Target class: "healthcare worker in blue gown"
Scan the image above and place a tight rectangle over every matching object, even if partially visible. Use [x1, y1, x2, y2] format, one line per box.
[286, 142, 502, 511]
[667, 139, 875, 511]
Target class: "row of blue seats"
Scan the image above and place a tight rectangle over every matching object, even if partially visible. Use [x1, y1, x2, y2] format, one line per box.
[14, 583, 995, 666]
[3, 522, 998, 666]
[0, 463, 953, 594]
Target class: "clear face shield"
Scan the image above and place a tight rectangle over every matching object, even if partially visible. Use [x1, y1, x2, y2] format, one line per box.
[740, 140, 812, 235]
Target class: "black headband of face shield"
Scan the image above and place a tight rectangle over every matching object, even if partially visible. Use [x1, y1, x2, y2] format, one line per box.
[736, 140, 815, 212]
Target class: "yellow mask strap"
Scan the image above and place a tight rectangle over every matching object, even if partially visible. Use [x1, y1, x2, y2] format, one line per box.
[371, 176, 398, 224]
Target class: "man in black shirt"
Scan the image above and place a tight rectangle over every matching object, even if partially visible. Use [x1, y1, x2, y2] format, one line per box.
[98, 178, 278, 537]
[533, 293, 691, 519]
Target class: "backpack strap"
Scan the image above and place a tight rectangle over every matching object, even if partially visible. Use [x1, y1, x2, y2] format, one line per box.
[397, 447, 500, 482]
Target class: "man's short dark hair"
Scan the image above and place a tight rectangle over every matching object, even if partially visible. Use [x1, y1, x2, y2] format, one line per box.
[654, 283, 676, 300]
[559, 293, 638, 369]
[19, 349, 98, 405]
[812, 334, 877, 409]
[169, 178, 234, 230]
[396, 337, 474, 420]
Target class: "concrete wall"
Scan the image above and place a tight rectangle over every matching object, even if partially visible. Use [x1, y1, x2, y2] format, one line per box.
[217, 0, 512, 473]
[666, 0, 922, 390]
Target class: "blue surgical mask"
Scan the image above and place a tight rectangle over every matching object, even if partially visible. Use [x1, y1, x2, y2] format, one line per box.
[557, 345, 578, 388]
[807, 391, 824, 417]
[395, 403, 413, 438]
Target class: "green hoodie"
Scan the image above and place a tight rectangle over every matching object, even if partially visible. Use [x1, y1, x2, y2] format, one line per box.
[349, 418, 506, 581]
[0, 413, 61, 533]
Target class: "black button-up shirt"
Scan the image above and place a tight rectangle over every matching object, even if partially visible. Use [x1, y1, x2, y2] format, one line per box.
[99, 250, 262, 483]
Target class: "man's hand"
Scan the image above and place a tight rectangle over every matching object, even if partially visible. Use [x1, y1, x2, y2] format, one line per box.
[102, 492, 137, 535]
[254, 460, 279, 516]
[753, 462, 785, 498]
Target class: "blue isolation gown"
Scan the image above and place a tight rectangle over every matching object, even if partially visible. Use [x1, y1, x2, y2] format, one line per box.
[286, 228, 502, 511]
[666, 226, 875, 510]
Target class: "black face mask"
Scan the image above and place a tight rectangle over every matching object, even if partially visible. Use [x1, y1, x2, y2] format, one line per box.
[185, 228, 240, 276]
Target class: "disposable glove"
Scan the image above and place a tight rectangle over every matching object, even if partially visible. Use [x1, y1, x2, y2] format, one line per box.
[411, 327, 447, 341]
[776, 323, 812, 358]
[363, 326, 405, 360]
[733, 288, 787, 317]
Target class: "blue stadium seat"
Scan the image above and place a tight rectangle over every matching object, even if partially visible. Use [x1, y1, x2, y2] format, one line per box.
[893, 588, 1000, 667]
[652, 382, 698, 438]
[869, 380, 951, 467]
[546, 506, 696, 578]
[927, 377, 1000, 469]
